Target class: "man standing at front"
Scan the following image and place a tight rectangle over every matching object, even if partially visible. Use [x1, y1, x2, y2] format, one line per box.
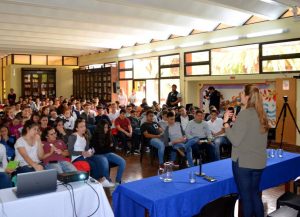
[166, 84, 182, 108]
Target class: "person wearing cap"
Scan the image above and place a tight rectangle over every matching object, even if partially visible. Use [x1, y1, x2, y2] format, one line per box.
[166, 84, 182, 108]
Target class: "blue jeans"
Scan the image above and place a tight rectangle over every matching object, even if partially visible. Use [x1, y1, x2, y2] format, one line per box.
[171, 139, 195, 167]
[150, 138, 165, 165]
[0, 172, 12, 189]
[97, 153, 126, 183]
[191, 138, 217, 162]
[45, 161, 77, 174]
[212, 136, 232, 160]
[232, 161, 264, 217]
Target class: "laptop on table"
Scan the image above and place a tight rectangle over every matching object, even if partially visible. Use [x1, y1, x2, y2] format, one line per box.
[13, 169, 57, 198]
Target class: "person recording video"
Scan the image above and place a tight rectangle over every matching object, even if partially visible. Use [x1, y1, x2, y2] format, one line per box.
[223, 84, 269, 217]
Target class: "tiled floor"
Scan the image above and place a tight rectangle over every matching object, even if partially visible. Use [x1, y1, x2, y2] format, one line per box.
[109, 152, 285, 216]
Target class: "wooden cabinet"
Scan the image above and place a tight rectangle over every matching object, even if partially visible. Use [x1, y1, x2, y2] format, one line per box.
[73, 67, 116, 101]
[22, 68, 56, 98]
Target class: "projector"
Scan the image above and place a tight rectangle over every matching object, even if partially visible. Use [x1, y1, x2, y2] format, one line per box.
[58, 171, 89, 184]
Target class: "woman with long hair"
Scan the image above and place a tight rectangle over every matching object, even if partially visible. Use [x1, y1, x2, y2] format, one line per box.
[68, 118, 114, 187]
[91, 120, 126, 184]
[41, 127, 77, 174]
[223, 84, 269, 217]
[14, 120, 44, 173]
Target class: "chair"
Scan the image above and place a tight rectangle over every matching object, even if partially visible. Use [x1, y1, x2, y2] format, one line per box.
[193, 193, 238, 217]
[277, 180, 300, 210]
[267, 206, 299, 217]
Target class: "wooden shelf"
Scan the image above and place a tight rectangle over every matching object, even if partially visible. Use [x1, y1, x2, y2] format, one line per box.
[21, 68, 56, 98]
[73, 67, 116, 101]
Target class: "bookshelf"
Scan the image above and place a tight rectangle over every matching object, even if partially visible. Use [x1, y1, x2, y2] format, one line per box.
[21, 68, 56, 98]
[73, 67, 116, 101]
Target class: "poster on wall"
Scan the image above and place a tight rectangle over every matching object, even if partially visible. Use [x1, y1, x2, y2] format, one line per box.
[200, 83, 276, 127]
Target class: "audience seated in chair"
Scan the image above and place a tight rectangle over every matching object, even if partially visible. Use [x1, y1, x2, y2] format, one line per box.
[0, 142, 13, 189]
[185, 110, 217, 163]
[68, 118, 114, 188]
[141, 110, 165, 168]
[206, 110, 232, 160]
[115, 109, 132, 154]
[175, 106, 194, 132]
[163, 111, 194, 167]
[91, 120, 126, 184]
[14, 120, 44, 174]
[41, 127, 77, 174]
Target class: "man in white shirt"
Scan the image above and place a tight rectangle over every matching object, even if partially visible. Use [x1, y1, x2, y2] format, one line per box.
[207, 110, 231, 160]
[108, 103, 120, 128]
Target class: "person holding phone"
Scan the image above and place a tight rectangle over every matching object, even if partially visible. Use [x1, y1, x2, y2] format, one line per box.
[223, 84, 269, 217]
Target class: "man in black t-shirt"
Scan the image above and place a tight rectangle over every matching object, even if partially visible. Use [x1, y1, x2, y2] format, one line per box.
[141, 110, 165, 167]
[166, 84, 182, 108]
[208, 86, 221, 111]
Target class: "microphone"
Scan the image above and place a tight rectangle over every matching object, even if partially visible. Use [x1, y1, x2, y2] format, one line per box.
[196, 155, 205, 177]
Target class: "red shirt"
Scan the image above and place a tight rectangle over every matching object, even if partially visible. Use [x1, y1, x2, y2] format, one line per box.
[42, 140, 68, 164]
[115, 117, 131, 132]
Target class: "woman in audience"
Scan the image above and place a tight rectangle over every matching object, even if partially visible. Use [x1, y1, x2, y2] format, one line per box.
[61, 108, 75, 131]
[0, 143, 13, 189]
[14, 120, 44, 173]
[0, 125, 16, 159]
[68, 118, 114, 187]
[224, 84, 269, 217]
[39, 115, 49, 134]
[41, 127, 77, 173]
[30, 112, 40, 124]
[91, 120, 126, 184]
[55, 118, 71, 144]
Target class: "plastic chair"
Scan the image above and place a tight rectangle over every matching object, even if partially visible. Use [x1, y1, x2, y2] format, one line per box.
[72, 161, 91, 172]
[193, 193, 238, 217]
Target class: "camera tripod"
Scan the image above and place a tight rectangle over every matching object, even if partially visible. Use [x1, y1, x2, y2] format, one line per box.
[275, 96, 300, 149]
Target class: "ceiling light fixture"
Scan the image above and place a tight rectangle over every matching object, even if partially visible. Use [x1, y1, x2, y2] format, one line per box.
[154, 46, 176, 52]
[209, 36, 239, 44]
[246, 28, 287, 38]
[179, 41, 204, 48]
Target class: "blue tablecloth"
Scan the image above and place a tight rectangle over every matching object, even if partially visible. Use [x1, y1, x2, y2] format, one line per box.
[113, 151, 300, 217]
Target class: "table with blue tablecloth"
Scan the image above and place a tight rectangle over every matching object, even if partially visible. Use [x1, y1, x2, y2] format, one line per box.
[113, 151, 300, 217]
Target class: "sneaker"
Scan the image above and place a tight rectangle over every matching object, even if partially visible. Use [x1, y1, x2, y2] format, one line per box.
[126, 150, 131, 155]
[133, 150, 140, 155]
[100, 178, 115, 188]
[145, 147, 150, 153]
[116, 147, 122, 151]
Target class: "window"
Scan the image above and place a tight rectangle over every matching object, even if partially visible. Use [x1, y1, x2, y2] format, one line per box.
[211, 44, 259, 75]
[14, 54, 30, 64]
[185, 51, 210, 76]
[160, 54, 180, 77]
[32, 55, 47, 65]
[261, 40, 300, 73]
[119, 60, 133, 79]
[133, 57, 158, 79]
[262, 40, 300, 56]
[48, 56, 62, 65]
[63, 56, 78, 66]
[262, 59, 300, 72]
